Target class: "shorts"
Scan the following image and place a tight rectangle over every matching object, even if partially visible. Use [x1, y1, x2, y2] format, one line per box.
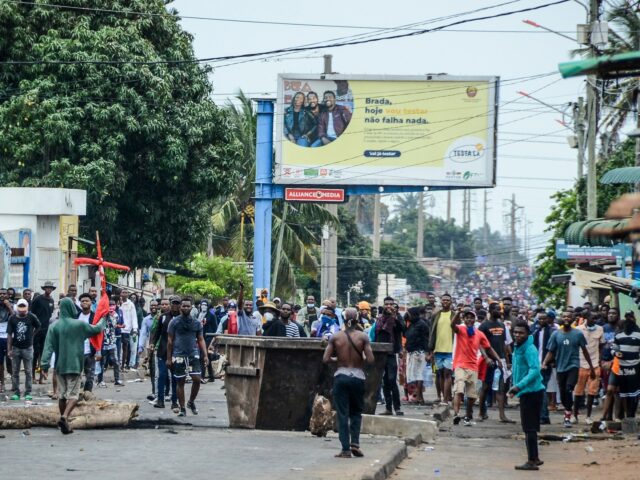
[57, 373, 82, 400]
[407, 351, 426, 383]
[454, 367, 478, 399]
[617, 367, 640, 398]
[171, 355, 202, 378]
[434, 352, 453, 371]
[0, 338, 6, 363]
[574, 367, 601, 396]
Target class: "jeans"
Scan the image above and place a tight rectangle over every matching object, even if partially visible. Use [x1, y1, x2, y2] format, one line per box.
[98, 348, 120, 383]
[115, 336, 122, 365]
[382, 354, 401, 412]
[333, 374, 365, 452]
[557, 368, 579, 413]
[540, 368, 551, 421]
[11, 346, 33, 395]
[121, 333, 130, 368]
[157, 356, 176, 403]
[148, 350, 156, 395]
[83, 354, 96, 392]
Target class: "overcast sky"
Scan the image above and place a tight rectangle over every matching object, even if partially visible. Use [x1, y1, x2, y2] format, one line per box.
[171, 0, 600, 257]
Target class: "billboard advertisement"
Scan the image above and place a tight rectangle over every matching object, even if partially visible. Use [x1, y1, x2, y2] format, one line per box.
[275, 74, 499, 187]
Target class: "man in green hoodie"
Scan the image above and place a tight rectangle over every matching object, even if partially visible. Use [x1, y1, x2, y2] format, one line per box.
[41, 298, 106, 435]
[508, 320, 545, 471]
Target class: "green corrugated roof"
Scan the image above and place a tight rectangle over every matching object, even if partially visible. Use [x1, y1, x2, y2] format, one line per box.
[563, 218, 629, 246]
[600, 167, 640, 184]
[559, 50, 640, 79]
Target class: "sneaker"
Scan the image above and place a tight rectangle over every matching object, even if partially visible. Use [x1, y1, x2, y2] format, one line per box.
[563, 418, 572, 428]
[379, 410, 393, 416]
[146, 394, 156, 401]
[114, 381, 124, 386]
[395, 410, 404, 416]
[98, 382, 107, 388]
[10, 394, 20, 401]
[24, 394, 32, 401]
[153, 401, 165, 409]
[164, 395, 170, 402]
[178, 408, 187, 417]
[463, 417, 472, 427]
[585, 417, 593, 425]
[171, 402, 180, 413]
[540, 418, 551, 425]
[453, 415, 461, 425]
[187, 400, 198, 415]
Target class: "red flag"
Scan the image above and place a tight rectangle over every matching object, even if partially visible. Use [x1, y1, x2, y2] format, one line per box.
[90, 293, 109, 352]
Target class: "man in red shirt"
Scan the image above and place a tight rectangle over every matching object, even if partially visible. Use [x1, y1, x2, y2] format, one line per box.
[452, 309, 501, 426]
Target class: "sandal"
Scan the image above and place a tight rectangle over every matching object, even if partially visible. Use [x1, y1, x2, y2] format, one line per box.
[350, 445, 364, 457]
[335, 451, 352, 458]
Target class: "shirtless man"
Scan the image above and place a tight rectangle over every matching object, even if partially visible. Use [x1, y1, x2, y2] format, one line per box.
[323, 307, 374, 458]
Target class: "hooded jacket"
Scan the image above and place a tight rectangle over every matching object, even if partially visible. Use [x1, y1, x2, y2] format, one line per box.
[511, 335, 544, 397]
[41, 298, 105, 375]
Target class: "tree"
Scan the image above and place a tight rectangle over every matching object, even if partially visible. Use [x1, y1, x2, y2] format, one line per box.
[532, 140, 636, 304]
[168, 254, 251, 301]
[0, 1, 242, 267]
[379, 242, 432, 292]
[344, 195, 389, 235]
[210, 93, 337, 298]
[336, 207, 379, 304]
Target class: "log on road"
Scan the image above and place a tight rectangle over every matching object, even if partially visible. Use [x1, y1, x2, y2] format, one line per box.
[0, 400, 139, 429]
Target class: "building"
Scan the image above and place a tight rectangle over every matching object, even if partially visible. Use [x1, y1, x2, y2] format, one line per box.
[0, 188, 86, 296]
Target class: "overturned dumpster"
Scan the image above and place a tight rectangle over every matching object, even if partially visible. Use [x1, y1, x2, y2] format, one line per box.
[216, 335, 391, 430]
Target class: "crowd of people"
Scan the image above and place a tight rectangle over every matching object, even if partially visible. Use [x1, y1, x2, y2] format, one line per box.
[2, 281, 639, 469]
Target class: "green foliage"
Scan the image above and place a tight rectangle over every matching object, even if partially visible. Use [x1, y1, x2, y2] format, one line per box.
[186, 254, 251, 298]
[385, 210, 475, 273]
[337, 207, 379, 304]
[0, 1, 242, 267]
[177, 280, 225, 299]
[532, 140, 636, 304]
[380, 241, 431, 292]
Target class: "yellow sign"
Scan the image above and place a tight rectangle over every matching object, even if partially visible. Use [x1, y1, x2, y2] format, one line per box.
[275, 74, 498, 187]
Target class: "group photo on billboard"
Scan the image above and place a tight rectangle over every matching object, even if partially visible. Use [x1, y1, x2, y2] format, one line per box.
[275, 74, 499, 187]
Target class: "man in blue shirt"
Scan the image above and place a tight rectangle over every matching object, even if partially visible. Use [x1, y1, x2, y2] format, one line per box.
[542, 311, 596, 428]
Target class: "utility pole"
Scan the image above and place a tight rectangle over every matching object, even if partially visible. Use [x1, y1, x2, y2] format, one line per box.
[586, 0, 599, 219]
[446, 190, 451, 222]
[320, 54, 338, 301]
[372, 193, 381, 258]
[505, 194, 523, 267]
[573, 97, 586, 217]
[416, 192, 424, 259]
[462, 190, 468, 229]
[483, 190, 490, 248]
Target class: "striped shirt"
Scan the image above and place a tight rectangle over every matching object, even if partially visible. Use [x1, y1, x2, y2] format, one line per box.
[614, 326, 640, 374]
[285, 322, 300, 338]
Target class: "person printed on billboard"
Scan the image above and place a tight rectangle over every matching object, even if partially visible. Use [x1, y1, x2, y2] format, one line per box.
[314, 90, 352, 147]
[283, 91, 317, 147]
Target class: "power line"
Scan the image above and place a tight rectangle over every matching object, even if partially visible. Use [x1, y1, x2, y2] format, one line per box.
[0, 0, 571, 65]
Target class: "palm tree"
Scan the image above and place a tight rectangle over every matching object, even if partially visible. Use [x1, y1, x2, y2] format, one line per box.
[598, 3, 640, 138]
[210, 92, 337, 298]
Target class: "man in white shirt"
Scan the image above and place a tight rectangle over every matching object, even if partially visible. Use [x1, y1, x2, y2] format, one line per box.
[119, 289, 138, 370]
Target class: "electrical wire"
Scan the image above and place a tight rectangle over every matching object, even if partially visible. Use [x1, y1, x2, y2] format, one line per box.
[0, 0, 571, 65]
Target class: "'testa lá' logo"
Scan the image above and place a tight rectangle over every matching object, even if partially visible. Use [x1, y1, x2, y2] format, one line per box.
[448, 143, 485, 164]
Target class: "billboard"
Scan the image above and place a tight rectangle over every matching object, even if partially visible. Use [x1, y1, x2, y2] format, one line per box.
[275, 74, 499, 187]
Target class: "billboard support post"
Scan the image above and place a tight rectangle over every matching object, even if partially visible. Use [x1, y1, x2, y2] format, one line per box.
[253, 99, 275, 298]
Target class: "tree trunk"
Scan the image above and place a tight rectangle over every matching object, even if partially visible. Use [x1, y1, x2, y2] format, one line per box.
[0, 400, 138, 429]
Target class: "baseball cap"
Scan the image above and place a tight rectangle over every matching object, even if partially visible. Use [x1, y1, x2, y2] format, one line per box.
[17, 299, 29, 308]
[169, 295, 182, 304]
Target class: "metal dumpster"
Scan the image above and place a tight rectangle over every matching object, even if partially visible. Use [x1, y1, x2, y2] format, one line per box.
[215, 335, 392, 430]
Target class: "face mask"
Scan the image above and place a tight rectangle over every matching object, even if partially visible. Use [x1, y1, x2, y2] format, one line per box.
[307, 303, 315, 308]
[466, 326, 475, 337]
[264, 312, 274, 322]
[200, 305, 208, 312]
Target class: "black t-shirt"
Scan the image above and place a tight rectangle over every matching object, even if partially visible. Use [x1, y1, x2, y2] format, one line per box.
[7, 313, 41, 349]
[30, 294, 54, 331]
[479, 319, 507, 359]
